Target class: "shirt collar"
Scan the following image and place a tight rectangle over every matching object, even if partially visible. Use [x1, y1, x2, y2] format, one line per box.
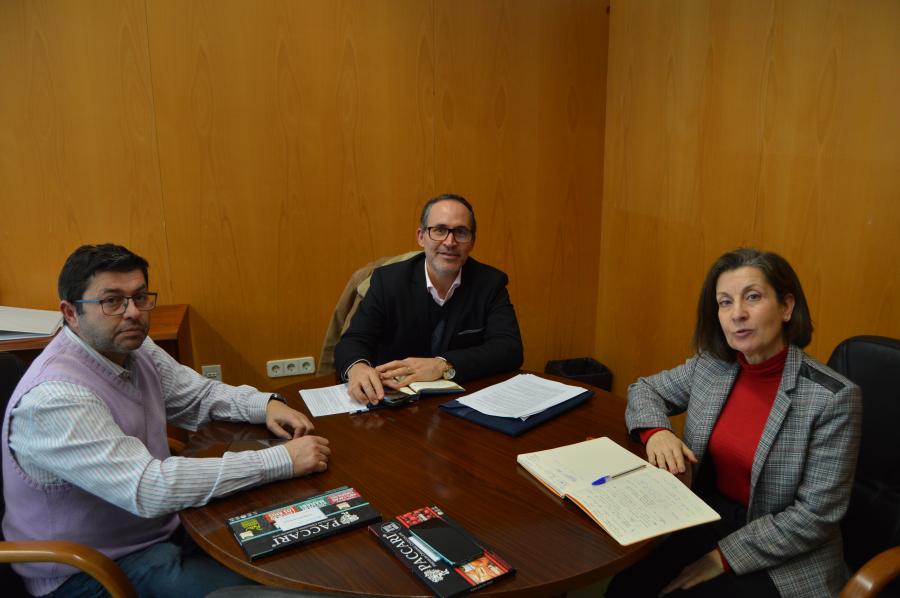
[424, 262, 462, 307]
[64, 325, 132, 380]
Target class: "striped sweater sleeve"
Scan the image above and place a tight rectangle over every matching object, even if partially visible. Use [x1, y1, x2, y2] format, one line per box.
[9, 381, 293, 518]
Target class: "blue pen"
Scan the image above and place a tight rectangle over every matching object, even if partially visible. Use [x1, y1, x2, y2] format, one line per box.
[591, 464, 647, 486]
[349, 403, 383, 415]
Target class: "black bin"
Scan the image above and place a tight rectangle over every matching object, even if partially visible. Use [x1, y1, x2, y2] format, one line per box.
[544, 357, 612, 391]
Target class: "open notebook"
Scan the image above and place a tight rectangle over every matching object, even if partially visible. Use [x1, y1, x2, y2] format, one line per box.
[394, 379, 464, 396]
[517, 437, 720, 546]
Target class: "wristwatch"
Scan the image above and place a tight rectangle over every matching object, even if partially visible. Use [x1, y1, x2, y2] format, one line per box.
[268, 393, 287, 405]
[441, 360, 456, 381]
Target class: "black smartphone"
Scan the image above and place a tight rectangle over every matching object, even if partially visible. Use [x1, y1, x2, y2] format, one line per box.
[409, 517, 483, 565]
[382, 391, 412, 407]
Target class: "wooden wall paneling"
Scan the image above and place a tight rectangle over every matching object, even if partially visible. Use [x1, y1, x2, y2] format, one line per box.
[148, 0, 434, 388]
[435, 0, 608, 373]
[794, 0, 900, 359]
[2, 0, 611, 389]
[598, 0, 767, 392]
[0, 0, 171, 310]
[598, 0, 900, 397]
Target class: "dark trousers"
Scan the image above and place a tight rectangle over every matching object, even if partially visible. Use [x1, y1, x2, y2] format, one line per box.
[605, 491, 781, 598]
[46, 527, 252, 598]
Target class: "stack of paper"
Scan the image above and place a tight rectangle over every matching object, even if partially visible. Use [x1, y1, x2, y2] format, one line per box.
[299, 384, 359, 417]
[456, 374, 584, 419]
[0, 306, 63, 341]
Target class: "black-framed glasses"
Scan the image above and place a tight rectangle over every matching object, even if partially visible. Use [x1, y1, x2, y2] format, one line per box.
[75, 292, 158, 316]
[424, 225, 474, 243]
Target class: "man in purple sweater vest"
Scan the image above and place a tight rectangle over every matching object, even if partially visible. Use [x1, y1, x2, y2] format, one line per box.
[2, 244, 331, 597]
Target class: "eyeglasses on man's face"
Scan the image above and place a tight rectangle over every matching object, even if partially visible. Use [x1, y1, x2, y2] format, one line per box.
[424, 225, 474, 243]
[74, 292, 158, 316]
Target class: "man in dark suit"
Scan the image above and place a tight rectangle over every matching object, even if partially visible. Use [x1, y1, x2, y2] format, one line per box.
[334, 194, 523, 404]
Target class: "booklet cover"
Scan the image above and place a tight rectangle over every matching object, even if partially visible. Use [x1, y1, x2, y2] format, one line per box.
[396, 380, 465, 397]
[369, 505, 514, 598]
[440, 390, 591, 437]
[227, 486, 381, 560]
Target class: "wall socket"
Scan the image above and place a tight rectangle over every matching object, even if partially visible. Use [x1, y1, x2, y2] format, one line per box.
[266, 356, 315, 378]
[201, 364, 222, 381]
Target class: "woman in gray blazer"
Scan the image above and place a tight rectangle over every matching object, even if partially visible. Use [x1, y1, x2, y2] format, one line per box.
[606, 248, 861, 598]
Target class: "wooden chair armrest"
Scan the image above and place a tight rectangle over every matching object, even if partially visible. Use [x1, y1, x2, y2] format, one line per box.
[0, 540, 136, 598]
[841, 546, 900, 598]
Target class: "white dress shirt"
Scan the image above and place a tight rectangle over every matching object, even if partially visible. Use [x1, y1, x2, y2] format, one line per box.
[8, 327, 293, 518]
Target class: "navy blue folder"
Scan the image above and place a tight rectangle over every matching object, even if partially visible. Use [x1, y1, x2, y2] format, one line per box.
[439, 389, 593, 437]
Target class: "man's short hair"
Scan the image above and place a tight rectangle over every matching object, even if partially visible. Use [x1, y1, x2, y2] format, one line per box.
[692, 247, 813, 361]
[59, 244, 150, 314]
[419, 193, 477, 235]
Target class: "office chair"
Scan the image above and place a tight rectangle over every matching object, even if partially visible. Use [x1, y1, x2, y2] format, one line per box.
[0, 351, 137, 598]
[828, 336, 900, 598]
[318, 250, 422, 376]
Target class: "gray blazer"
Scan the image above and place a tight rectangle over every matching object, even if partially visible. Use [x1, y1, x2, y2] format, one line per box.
[626, 344, 862, 598]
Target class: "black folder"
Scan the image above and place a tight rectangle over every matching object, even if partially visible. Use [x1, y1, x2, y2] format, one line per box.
[439, 390, 593, 436]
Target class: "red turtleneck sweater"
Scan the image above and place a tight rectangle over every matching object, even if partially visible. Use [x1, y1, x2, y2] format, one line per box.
[707, 347, 787, 505]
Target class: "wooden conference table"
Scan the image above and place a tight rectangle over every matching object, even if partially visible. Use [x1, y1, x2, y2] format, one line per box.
[180, 373, 657, 597]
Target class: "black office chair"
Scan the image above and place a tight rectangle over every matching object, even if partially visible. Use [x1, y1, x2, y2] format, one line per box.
[828, 336, 900, 598]
[0, 352, 136, 598]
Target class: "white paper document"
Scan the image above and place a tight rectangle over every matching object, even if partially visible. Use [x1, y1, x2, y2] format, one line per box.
[299, 384, 361, 417]
[456, 373, 585, 419]
[0, 306, 63, 340]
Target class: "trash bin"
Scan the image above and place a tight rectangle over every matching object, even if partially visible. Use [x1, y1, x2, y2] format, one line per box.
[544, 357, 612, 391]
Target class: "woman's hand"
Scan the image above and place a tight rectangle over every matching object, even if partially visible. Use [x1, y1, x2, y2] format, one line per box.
[659, 550, 725, 595]
[645, 429, 697, 474]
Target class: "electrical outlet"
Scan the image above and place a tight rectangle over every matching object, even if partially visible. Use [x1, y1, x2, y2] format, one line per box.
[266, 356, 316, 378]
[201, 364, 222, 381]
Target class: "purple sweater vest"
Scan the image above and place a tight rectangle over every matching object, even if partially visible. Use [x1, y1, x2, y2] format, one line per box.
[2, 331, 178, 595]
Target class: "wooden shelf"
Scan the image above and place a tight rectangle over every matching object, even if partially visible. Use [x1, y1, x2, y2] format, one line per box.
[0, 304, 192, 367]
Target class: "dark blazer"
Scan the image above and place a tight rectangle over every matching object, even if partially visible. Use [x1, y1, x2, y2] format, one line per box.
[625, 345, 862, 598]
[334, 253, 523, 383]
